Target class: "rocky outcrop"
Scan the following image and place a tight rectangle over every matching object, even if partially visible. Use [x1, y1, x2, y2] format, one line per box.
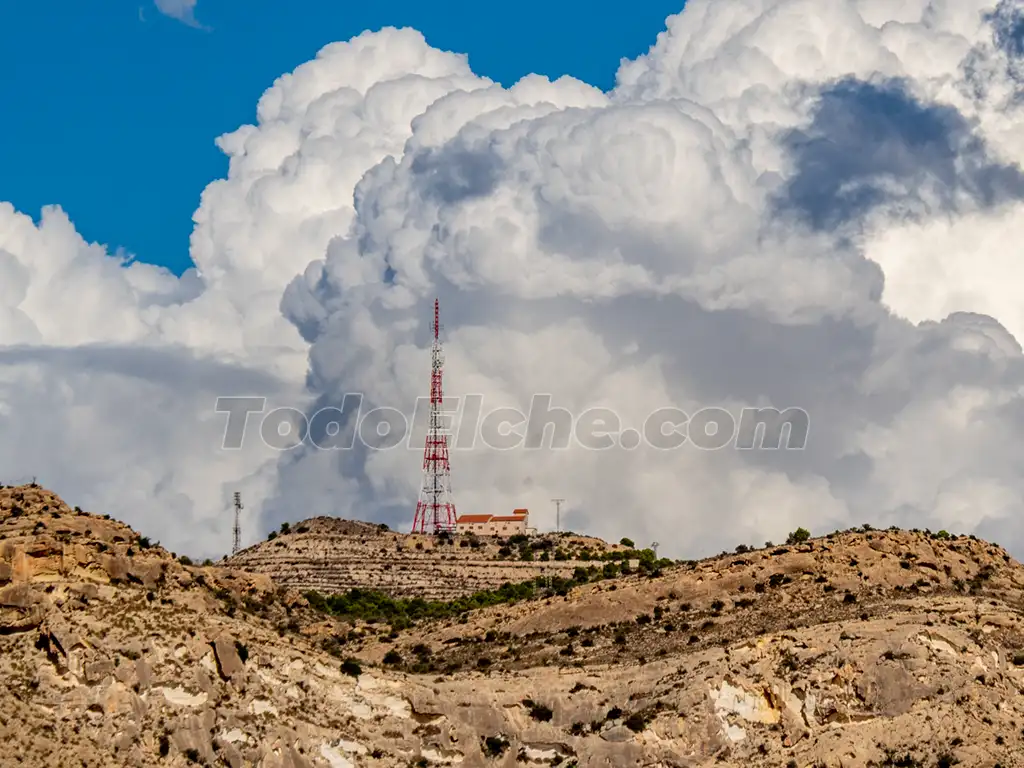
[4, 484, 1024, 767]
[0, 582, 46, 633]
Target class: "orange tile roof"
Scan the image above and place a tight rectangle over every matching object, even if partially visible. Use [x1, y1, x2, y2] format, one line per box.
[491, 516, 528, 522]
[456, 514, 492, 524]
[512, 508, 528, 515]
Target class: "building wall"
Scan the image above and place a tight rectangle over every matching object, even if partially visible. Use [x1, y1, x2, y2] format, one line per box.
[456, 516, 529, 536]
[491, 518, 527, 536]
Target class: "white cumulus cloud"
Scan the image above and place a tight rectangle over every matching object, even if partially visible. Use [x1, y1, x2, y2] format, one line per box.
[4, 6, 1024, 559]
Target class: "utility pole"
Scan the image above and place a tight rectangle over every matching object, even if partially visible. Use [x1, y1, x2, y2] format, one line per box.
[232, 492, 243, 555]
[551, 499, 565, 533]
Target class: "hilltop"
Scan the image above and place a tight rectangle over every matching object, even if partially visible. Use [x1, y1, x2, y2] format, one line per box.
[3, 484, 1024, 767]
[226, 515, 644, 600]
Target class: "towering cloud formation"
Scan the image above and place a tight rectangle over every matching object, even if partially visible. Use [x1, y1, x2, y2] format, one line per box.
[3, 4, 1024, 558]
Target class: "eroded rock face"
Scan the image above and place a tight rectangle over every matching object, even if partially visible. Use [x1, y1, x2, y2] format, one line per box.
[0, 582, 46, 632]
[4, 484, 1024, 767]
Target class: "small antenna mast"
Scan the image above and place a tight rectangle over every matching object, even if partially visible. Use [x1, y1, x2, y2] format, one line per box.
[232, 492, 243, 555]
[552, 498, 565, 533]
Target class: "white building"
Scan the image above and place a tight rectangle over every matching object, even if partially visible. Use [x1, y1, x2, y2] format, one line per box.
[455, 508, 533, 536]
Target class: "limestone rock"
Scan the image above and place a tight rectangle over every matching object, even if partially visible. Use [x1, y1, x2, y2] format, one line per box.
[2, 484, 1024, 767]
[211, 632, 245, 681]
[0, 582, 46, 632]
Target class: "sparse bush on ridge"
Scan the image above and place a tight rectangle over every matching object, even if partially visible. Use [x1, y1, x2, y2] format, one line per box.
[786, 527, 811, 544]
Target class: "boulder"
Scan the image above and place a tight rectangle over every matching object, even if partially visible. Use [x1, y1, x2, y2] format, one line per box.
[211, 633, 245, 681]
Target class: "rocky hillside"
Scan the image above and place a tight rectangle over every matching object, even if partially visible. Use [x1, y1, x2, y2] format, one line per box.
[225, 516, 632, 600]
[4, 484, 1024, 767]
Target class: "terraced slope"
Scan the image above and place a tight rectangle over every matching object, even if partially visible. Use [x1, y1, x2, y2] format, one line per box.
[226, 515, 629, 600]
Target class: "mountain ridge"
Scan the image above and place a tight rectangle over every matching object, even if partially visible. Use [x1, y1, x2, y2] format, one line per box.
[3, 483, 1024, 767]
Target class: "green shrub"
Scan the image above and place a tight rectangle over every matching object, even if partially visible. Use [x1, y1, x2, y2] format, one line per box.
[619, 537, 635, 548]
[304, 573, 597, 629]
[341, 659, 362, 677]
[482, 735, 510, 757]
[624, 712, 648, 732]
[786, 527, 811, 544]
[523, 699, 553, 722]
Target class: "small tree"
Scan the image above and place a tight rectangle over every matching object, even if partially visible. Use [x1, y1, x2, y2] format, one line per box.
[482, 736, 510, 757]
[624, 712, 648, 733]
[786, 527, 811, 544]
[523, 699, 553, 722]
[620, 537, 635, 548]
[280, 522, 291, 535]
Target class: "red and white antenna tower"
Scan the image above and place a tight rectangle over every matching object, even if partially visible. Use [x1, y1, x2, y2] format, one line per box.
[412, 298, 457, 534]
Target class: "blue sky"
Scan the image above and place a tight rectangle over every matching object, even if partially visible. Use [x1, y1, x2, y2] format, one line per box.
[0, 1, 683, 276]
